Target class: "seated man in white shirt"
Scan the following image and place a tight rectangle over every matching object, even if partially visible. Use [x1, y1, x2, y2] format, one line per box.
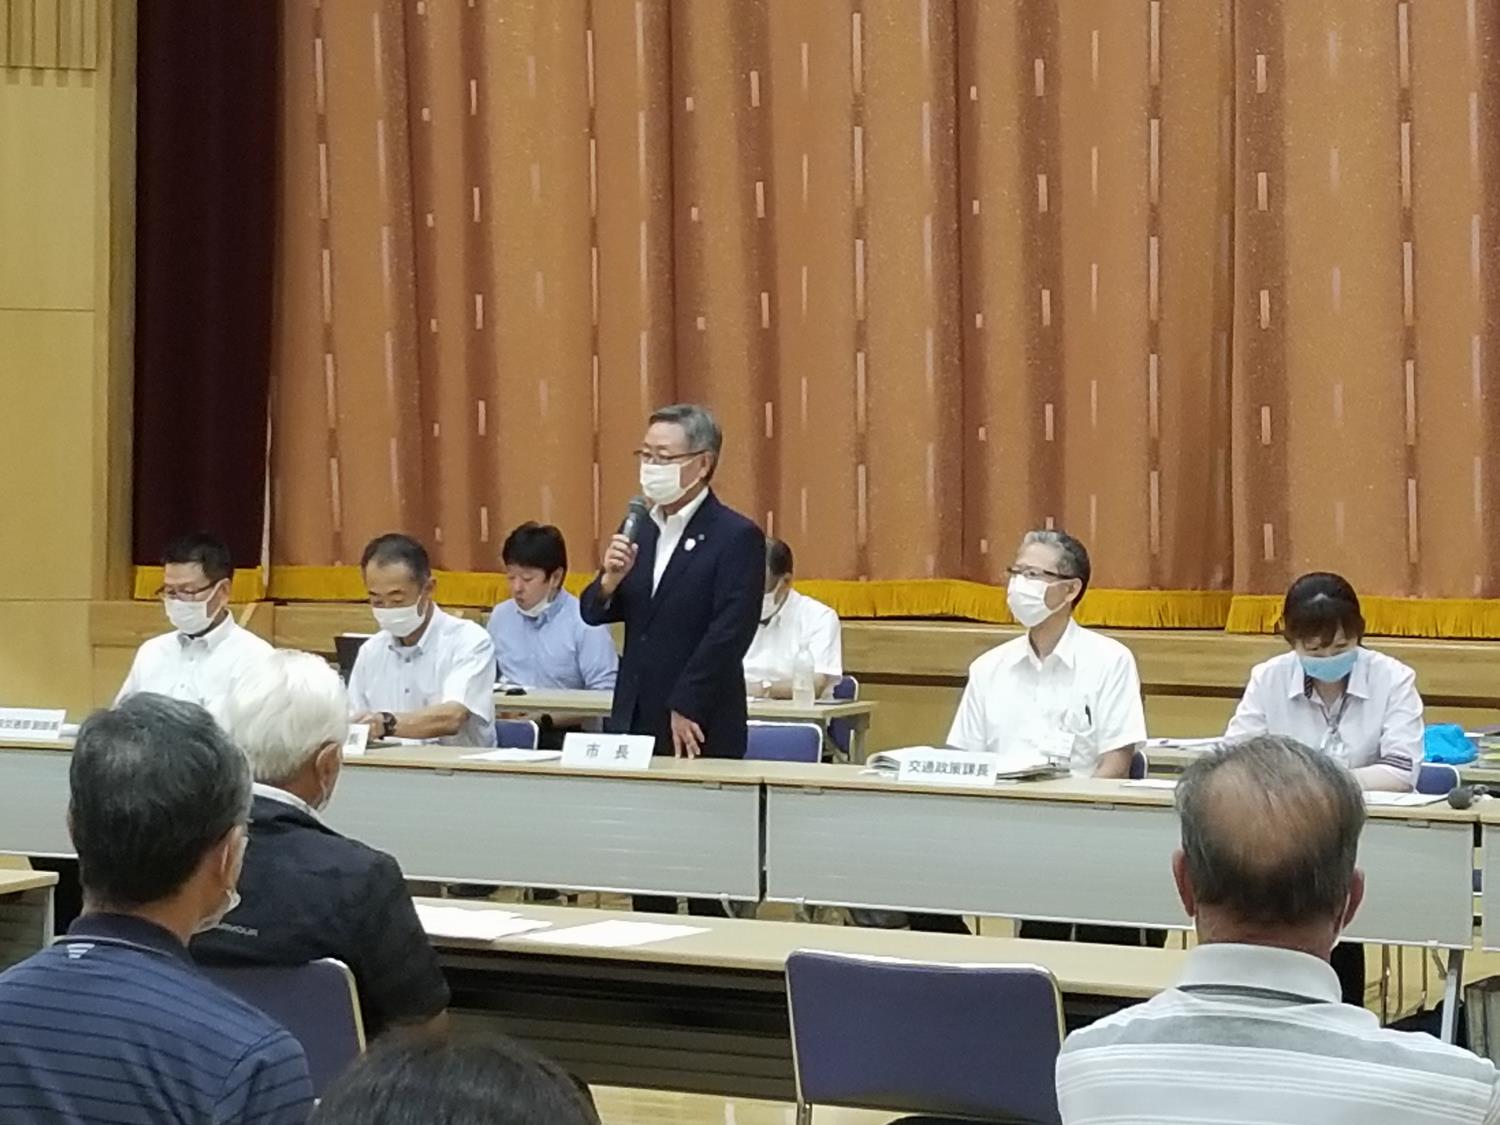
[916, 529, 1147, 937]
[1057, 735, 1500, 1125]
[742, 538, 842, 700]
[116, 532, 272, 723]
[349, 534, 497, 748]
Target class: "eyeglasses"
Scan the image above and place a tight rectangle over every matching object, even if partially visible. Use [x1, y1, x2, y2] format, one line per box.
[1005, 566, 1072, 583]
[633, 449, 705, 466]
[155, 583, 218, 602]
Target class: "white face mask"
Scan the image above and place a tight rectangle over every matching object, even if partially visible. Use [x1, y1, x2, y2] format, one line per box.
[761, 590, 785, 623]
[640, 460, 693, 506]
[372, 600, 427, 638]
[1006, 575, 1058, 629]
[164, 588, 220, 637]
[517, 589, 556, 619]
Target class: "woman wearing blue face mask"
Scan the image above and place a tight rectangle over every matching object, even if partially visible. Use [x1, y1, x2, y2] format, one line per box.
[1226, 572, 1425, 794]
[1226, 572, 1425, 1007]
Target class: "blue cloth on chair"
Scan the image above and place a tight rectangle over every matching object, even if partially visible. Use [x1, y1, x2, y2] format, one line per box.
[1424, 723, 1477, 765]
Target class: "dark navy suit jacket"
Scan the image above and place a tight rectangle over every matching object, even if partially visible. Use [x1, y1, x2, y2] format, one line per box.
[580, 490, 764, 758]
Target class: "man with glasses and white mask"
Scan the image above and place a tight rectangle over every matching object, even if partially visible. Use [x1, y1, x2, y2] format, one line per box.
[908, 530, 1149, 939]
[582, 403, 763, 915]
[743, 538, 842, 700]
[116, 532, 272, 723]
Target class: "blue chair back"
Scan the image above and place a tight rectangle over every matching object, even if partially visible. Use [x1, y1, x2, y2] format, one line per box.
[786, 950, 1063, 1124]
[747, 722, 823, 763]
[200, 958, 364, 1097]
[495, 718, 540, 749]
[828, 675, 859, 758]
[1129, 748, 1149, 780]
[1417, 762, 1461, 796]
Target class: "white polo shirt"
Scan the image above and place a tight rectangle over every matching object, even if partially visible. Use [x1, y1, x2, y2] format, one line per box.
[115, 615, 273, 724]
[347, 606, 497, 747]
[1225, 647, 1424, 788]
[743, 589, 842, 688]
[946, 619, 1146, 775]
[1058, 942, 1500, 1124]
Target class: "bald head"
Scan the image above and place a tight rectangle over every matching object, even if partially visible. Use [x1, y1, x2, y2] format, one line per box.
[1176, 735, 1365, 928]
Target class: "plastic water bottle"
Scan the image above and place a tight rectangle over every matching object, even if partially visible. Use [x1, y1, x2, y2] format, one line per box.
[792, 643, 816, 707]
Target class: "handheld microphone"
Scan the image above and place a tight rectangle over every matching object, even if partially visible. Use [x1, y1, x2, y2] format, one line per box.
[1447, 784, 1495, 810]
[618, 496, 651, 545]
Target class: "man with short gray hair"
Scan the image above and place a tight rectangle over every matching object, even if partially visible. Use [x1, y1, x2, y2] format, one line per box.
[192, 650, 449, 1037]
[582, 403, 764, 915]
[0, 694, 313, 1123]
[948, 528, 1144, 779]
[1057, 735, 1500, 1124]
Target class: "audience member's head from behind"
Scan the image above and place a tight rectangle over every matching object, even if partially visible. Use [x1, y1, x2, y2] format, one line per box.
[225, 650, 348, 812]
[159, 532, 234, 638]
[762, 537, 794, 621]
[1281, 572, 1365, 685]
[70, 693, 251, 942]
[310, 1033, 599, 1125]
[1174, 734, 1366, 958]
[1006, 528, 1090, 631]
[362, 533, 436, 642]
[503, 523, 568, 615]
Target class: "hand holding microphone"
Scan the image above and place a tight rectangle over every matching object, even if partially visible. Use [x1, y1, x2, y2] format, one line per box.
[600, 496, 649, 596]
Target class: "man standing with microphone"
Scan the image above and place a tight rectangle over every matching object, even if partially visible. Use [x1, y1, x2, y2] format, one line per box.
[582, 404, 764, 770]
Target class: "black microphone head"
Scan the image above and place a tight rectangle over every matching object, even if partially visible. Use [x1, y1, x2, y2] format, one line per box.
[619, 496, 651, 543]
[1449, 785, 1475, 810]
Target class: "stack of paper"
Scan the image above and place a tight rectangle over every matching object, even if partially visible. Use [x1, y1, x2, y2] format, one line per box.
[518, 920, 708, 949]
[1363, 792, 1446, 808]
[460, 748, 563, 763]
[415, 904, 553, 941]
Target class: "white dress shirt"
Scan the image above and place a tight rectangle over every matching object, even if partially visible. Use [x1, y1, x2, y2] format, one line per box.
[1225, 647, 1424, 788]
[743, 589, 842, 689]
[1058, 942, 1500, 1125]
[115, 615, 273, 724]
[946, 619, 1147, 775]
[347, 606, 497, 747]
[650, 488, 710, 593]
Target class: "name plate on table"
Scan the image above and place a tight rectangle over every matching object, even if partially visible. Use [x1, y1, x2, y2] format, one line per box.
[342, 725, 370, 757]
[891, 748, 1005, 788]
[561, 732, 654, 771]
[0, 708, 66, 742]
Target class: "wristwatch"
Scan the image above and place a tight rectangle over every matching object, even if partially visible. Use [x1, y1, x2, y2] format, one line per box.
[379, 711, 397, 739]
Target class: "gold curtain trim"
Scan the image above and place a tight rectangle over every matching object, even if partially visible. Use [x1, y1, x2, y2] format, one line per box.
[130, 567, 1500, 637]
[1226, 594, 1500, 639]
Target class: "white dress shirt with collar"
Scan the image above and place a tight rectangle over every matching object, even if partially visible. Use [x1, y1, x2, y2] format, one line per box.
[115, 614, 273, 724]
[742, 588, 843, 688]
[650, 488, 711, 593]
[946, 619, 1146, 775]
[1058, 942, 1500, 1124]
[1225, 647, 1424, 788]
[250, 782, 320, 821]
[347, 605, 497, 747]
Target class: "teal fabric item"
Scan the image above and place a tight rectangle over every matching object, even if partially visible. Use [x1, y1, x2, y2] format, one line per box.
[1424, 723, 1477, 765]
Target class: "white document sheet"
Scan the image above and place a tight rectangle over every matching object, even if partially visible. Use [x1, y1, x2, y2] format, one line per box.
[1122, 779, 1179, 790]
[415, 904, 553, 941]
[1363, 792, 1447, 808]
[518, 920, 708, 949]
[460, 748, 563, 763]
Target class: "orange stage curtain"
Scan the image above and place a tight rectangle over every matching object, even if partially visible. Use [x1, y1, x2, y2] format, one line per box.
[265, 1, 1500, 629]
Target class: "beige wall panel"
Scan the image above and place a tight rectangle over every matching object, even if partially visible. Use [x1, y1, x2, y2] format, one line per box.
[0, 72, 96, 309]
[0, 601, 92, 716]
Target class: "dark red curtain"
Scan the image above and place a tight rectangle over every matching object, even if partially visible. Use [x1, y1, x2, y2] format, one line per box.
[132, 0, 280, 569]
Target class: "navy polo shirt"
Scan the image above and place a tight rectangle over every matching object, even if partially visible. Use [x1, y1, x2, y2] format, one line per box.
[0, 912, 313, 1124]
[192, 791, 449, 1038]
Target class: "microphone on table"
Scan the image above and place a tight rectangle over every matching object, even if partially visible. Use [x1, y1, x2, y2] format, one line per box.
[617, 496, 651, 545]
[1447, 784, 1497, 810]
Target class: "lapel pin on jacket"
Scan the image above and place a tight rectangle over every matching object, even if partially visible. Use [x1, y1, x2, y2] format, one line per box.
[684, 535, 700, 552]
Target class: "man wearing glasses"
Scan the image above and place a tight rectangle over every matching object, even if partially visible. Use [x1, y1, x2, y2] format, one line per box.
[116, 532, 272, 724]
[582, 403, 764, 768]
[948, 528, 1144, 779]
